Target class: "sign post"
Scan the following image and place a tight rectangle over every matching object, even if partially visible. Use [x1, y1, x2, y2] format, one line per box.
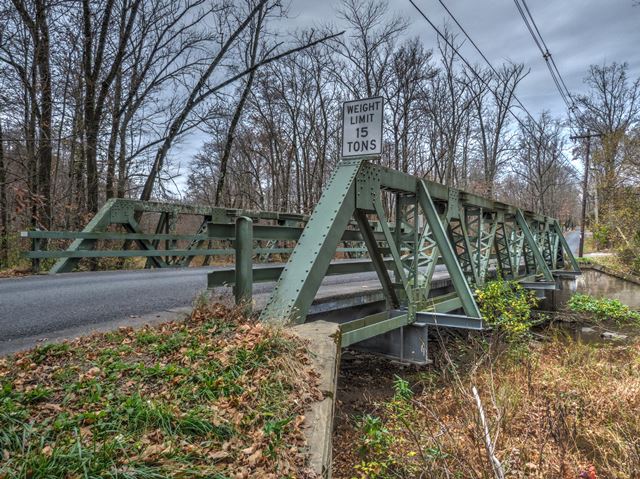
[341, 96, 384, 159]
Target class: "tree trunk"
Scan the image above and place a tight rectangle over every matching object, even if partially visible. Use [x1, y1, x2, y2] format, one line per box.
[35, 0, 52, 228]
[116, 112, 130, 197]
[84, 111, 100, 213]
[214, 4, 264, 206]
[106, 64, 123, 199]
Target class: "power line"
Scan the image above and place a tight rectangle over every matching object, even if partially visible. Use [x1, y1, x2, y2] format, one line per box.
[435, 0, 557, 130]
[416, 0, 578, 175]
[513, 0, 577, 120]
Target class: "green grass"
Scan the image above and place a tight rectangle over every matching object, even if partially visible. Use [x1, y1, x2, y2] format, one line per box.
[0, 303, 319, 477]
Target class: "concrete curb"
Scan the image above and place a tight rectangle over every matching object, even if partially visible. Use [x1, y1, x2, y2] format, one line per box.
[292, 321, 341, 479]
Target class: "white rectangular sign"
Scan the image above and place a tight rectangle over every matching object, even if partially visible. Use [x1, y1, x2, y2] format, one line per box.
[341, 96, 384, 158]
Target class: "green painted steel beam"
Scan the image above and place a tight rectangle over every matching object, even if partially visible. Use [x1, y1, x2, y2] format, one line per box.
[417, 181, 481, 318]
[48, 198, 117, 273]
[22, 231, 213, 241]
[515, 209, 554, 282]
[259, 159, 363, 323]
[421, 294, 463, 314]
[27, 249, 237, 259]
[208, 259, 397, 287]
[413, 311, 484, 330]
[340, 311, 392, 333]
[341, 312, 410, 347]
[234, 217, 253, 313]
[552, 220, 581, 272]
[373, 194, 413, 304]
[353, 209, 401, 308]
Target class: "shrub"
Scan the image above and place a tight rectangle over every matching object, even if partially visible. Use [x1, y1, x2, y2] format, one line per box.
[567, 293, 640, 324]
[592, 223, 611, 249]
[476, 280, 539, 342]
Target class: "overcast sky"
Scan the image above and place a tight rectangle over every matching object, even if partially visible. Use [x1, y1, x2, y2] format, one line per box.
[172, 0, 639, 194]
[288, 0, 640, 119]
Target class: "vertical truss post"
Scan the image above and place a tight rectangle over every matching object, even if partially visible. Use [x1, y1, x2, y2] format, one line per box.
[515, 209, 554, 281]
[446, 192, 478, 286]
[550, 228, 560, 270]
[234, 216, 253, 313]
[476, 210, 498, 286]
[508, 218, 525, 276]
[31, 235, 42, 273]
[418, 181, 481, 318]
[494, 213, 513, 279]
[166, 212, 178, 264]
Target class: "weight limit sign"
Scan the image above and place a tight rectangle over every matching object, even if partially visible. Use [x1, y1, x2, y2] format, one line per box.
[341, 97, 384, 159]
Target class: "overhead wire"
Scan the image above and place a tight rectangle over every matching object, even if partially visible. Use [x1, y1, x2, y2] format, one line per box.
[409, 0, 579, 177]
[513, 0, 578, 121]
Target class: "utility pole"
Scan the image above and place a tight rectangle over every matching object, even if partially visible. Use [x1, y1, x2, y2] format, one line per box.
[570, 132, 602, 257]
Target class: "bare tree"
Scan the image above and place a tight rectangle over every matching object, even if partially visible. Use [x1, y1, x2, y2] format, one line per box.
[384, 38, 434, 173]
[423, 31, 476, 186]
[576, 62, 640, 211]
[333, 0, 407, 98]
[82, 0, 143, 213]
[468, 63, 526, 198]
[139, 0, 268, 202]
[214, 0, 271, 205]
[0, 120, 7, 266]
[508, 112, 576, 216]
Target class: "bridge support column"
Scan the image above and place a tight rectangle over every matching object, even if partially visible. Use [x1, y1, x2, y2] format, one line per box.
[353, 320, 430, 365]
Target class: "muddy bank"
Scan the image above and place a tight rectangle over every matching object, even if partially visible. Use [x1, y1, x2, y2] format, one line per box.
[332, 350, 415, 477]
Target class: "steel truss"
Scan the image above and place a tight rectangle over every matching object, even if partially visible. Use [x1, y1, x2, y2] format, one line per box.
[259, 159, 580, 346]
[39, 198, 308, 273]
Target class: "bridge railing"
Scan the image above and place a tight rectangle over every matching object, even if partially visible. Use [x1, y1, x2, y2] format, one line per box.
[21, 227, 370, 268]
[20, 198, 370, 273]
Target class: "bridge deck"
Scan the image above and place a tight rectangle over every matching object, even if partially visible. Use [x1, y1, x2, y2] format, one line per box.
[0, 267, 436, 355]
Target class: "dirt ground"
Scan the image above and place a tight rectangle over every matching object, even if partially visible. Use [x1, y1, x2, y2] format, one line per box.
[331, 349, 426, 478]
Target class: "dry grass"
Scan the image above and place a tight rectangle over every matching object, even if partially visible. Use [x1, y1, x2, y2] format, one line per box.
[335, 329, 640, 479]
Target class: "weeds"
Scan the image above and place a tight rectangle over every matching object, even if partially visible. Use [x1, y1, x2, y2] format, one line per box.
[343, 330, 640, 479]
[568, 293, 640, 324]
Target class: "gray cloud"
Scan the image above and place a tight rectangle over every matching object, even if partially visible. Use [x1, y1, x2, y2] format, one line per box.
[288, 0, 640, 118]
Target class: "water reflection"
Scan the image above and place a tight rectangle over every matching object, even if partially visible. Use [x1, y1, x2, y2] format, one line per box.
[575, 269, 640, 309]
[542, 269, 640, 311]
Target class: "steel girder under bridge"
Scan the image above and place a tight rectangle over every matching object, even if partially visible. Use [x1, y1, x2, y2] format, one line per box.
[258, 159, 580, 347]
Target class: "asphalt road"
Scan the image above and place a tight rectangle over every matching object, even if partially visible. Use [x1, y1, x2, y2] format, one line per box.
[565, 230, 580, 256]
[0, 265, 382, 354]
[0, 230, 582, 355]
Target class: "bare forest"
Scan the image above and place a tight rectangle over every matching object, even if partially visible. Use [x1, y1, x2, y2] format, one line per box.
[1, 0, 638, 268]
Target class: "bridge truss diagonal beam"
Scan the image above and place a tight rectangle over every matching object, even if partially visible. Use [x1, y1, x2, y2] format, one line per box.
[258, 160, 579, 348]
[259, 160, 362, 323]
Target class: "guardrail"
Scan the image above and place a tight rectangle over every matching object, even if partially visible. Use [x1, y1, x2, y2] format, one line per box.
[20, 198, 371, 274]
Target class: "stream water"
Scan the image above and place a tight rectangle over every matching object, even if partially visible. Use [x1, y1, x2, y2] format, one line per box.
[550, 269, 640, 310]
[543, 268, 640, 342]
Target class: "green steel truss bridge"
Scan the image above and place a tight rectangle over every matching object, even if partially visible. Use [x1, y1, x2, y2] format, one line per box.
[23, 159, 579, 354]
